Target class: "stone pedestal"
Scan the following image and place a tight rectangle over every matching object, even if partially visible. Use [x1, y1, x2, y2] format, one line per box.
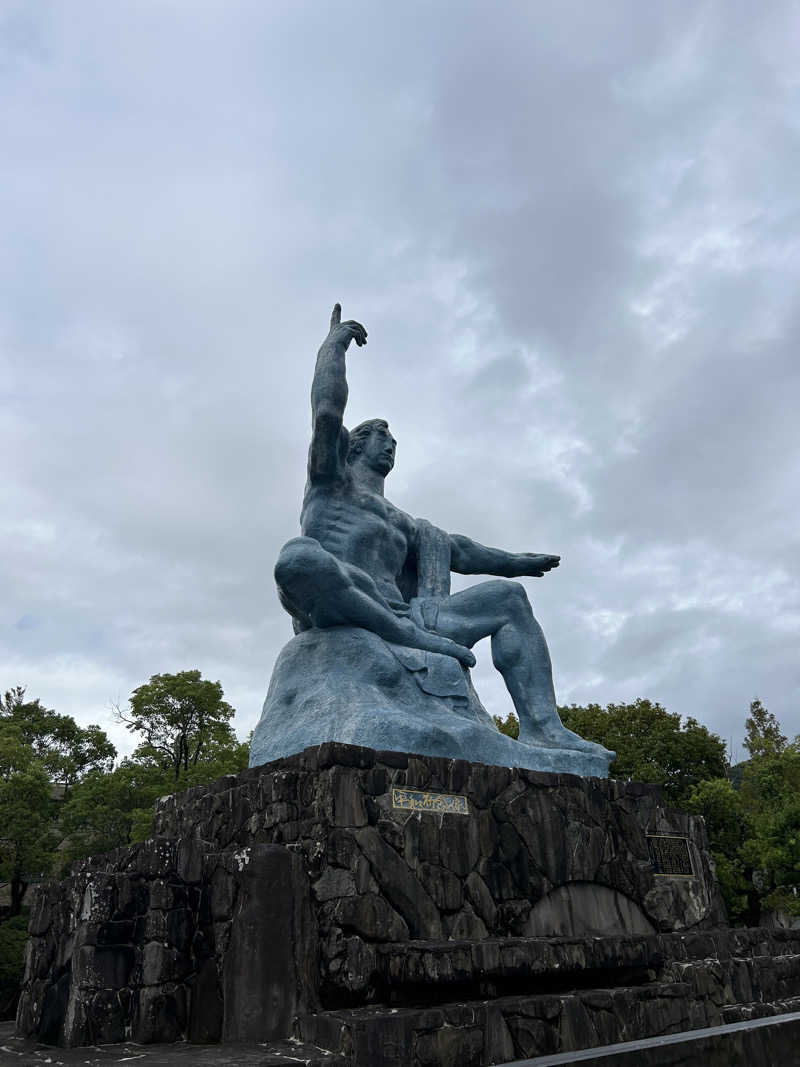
[18, 745, 800, 1064]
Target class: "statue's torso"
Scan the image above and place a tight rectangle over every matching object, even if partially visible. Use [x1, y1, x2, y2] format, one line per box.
[301, 480, 415, 603]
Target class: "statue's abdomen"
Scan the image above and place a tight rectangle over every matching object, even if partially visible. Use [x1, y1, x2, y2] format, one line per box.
[301, 488, 409, 588]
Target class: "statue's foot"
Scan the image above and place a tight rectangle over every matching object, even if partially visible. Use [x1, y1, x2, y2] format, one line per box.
[518, 720, 615, 759]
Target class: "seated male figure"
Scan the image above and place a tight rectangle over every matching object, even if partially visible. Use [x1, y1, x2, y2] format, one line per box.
[275, 305, 601, 754]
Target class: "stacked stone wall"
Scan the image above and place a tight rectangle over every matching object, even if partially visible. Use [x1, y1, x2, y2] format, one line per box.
[17, 743, 728, 1048]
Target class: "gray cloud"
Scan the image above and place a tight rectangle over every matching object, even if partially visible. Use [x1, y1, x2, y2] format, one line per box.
[1, 0, 798, 756]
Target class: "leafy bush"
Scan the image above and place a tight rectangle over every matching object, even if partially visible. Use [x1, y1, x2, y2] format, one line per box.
[0, 912, 29, 1020]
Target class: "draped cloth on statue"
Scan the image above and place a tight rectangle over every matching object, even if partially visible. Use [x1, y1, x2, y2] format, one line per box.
[389, 519, 469, 703]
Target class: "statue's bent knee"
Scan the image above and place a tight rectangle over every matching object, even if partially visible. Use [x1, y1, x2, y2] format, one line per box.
[274, 537, 347, 609]
[481, 578, 530, 607]
[507, 580, 530, 603]
[275, 537, 326, 590]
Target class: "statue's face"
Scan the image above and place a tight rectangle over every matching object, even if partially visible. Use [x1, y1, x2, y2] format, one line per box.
[362, 424, 396, 475]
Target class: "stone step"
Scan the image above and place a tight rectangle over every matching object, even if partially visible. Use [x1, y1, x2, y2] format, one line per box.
[721, 993, 800, 1024]
[366, 934, 664, 1004]
[666, 953, 800, 1006]
[497, 1007, 800, 1066]
[322, 930, 800, 1009]
[298, 978, 741, 1067]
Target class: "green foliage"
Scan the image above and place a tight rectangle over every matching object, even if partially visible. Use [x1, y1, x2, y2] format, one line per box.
[685, 778, 746, 858]
[1, 673, 248, 1018]
[687, 703, 800, 925]
[117, 670, 236, 781]
[763, 886, 800, 918]
[0, 722, 59, 915]
[493, 712, 519, 739]
[60, 735, 250, 866]
[558, 699, 727, 807]
[62, 674, 248, 865]
[0, 911, 29, 1020]
[59, 763, 149, 869]
[685, 778, 751, 921]
[743, 698, 787, 760]
[495, 700, 728, 807]
[738, 740, 800, 918]
[708, 852, 751, 924]
[1, 687, 116, 793]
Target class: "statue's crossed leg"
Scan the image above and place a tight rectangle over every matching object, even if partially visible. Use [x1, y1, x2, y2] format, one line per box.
[276, 537, 606, 756]
[275, 537, 476, 666]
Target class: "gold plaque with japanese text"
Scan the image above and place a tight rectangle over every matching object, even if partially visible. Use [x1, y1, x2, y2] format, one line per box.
[392, 787, 469, 815]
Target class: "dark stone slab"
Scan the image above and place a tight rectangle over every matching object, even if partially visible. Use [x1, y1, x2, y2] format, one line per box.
[354, 826, 443, 939]
[221, 844, 316, 1042]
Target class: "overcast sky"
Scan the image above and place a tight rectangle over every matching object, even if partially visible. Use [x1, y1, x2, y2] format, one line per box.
[2, 1, 798, 762]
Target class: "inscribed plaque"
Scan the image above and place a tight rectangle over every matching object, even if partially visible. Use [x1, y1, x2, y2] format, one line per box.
[647, 835, 694, 878]
[392, 787, 469, 815]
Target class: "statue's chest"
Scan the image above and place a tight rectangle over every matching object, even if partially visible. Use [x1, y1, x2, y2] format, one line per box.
[352, 490, 401, 529]
[348, 494, 409, 553]
[304, 488, 410, 560]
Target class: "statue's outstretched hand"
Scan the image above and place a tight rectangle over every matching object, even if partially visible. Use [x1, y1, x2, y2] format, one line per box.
[518, 553, 560, 576]
[328, 303, 368, 348]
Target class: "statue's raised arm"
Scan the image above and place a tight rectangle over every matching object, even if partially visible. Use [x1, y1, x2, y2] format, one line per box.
[307, 303, 368, 484]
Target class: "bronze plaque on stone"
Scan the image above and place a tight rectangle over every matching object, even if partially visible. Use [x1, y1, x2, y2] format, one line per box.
[392, 787, 469, 815]
[647, 834, 694, 878]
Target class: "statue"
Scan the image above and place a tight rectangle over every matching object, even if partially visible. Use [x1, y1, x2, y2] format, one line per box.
[250, 306, 614, 777]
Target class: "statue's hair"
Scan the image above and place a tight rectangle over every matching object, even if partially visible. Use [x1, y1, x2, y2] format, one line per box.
[347, 419, 389, 463]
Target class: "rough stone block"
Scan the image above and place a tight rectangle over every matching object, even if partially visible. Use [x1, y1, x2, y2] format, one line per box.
[355, 826, 442, 939]
[414, 1025, 484, 1067]
[333, 893, 409, 942]
[133, 983, 187, 1044]
[222, 844, 316, 1042]
[187, 957, 223, 1044]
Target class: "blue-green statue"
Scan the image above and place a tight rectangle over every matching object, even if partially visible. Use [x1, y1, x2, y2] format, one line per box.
[250, 306, 614, 777]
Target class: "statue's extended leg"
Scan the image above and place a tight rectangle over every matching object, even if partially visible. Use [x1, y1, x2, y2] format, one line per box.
[435, 581, 604, 754]
[274, 537, 475, 667]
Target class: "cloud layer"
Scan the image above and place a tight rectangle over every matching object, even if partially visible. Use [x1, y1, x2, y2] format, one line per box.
[2, 1, 798, 759]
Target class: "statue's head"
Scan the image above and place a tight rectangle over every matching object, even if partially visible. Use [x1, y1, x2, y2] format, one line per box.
[347, 419, 396, 476]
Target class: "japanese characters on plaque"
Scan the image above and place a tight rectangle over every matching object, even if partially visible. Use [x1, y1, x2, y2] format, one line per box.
[392, 787, 470, 815]
[647, 834, 695, 878]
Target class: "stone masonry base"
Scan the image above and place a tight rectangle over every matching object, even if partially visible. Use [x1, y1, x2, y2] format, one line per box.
[16, 744, 800, 1063]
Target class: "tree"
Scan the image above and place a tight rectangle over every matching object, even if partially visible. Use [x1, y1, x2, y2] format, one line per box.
[738, 735, 800, 921]
[0, 913, 29, 1019]
[556, 699, 726, 807]
[0, 723, 58, 916]
[61, 670, 248, 861]
[743, 697, 787, 760]
[495, 699, 728, 807]
[1, 676, 246, 1018]
[686, 701, 799, 925]
[495, 699, 728, 806]
[60, 728, 249, 868]
[494, 712, 519, 739]
[116, 670, 236, 781]
[0, 687, 115, 795]
[686, 778, 751, 921]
